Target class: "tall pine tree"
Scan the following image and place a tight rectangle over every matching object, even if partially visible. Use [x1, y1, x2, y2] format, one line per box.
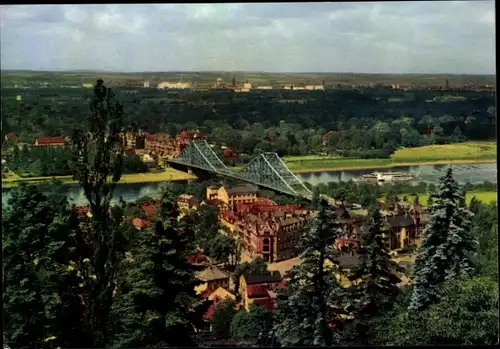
[409, 167, 476, 311]
[109, 187, 210, 348]
[69, 79, 127, 347]
[274, 200, 347, 346]
[343, 208, 403, 345]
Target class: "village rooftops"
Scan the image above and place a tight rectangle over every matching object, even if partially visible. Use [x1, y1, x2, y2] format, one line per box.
[196, 265, 229, 282]
[223, 183, 258, 195]
[34, 136, 66, 146]
[384, 215, 415, 228]
[243, 271, 282, 285]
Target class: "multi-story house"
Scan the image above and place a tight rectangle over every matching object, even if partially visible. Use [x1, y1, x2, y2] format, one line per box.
[383, 201, 429, 250]
[235, 208, 311, 262]
[206, 183, 259, 210]
[34, 136, 66, 147]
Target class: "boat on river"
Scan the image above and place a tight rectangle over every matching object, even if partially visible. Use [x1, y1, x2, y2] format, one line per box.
[353, 171, 415, 183]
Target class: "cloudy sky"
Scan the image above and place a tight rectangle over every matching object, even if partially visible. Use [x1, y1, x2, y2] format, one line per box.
[0, 2, 495, 74]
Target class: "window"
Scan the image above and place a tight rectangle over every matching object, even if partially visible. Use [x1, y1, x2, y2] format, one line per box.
[263, 237, 271, 253]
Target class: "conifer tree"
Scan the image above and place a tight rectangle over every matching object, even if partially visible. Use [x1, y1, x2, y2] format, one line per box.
[343, 208, 403, 345]
[2, 184, 87, 349]
[274, 200, 347, 346]
[69, 79, 127, 347]
[409, 167, 476, 312]
[109, 187, 210, 348]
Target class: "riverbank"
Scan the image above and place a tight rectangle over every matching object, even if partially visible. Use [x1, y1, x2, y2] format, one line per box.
[286, 141, 497, 173]
[2, 142, 496, 188]
[290, 158, 497, 173]
[1, 168, 196, 189]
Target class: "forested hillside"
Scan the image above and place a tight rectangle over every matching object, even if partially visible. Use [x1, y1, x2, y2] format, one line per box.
[1, 88, 495, 158]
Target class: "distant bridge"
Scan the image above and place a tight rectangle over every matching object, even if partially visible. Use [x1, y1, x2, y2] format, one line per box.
[167, 140, 336, 205]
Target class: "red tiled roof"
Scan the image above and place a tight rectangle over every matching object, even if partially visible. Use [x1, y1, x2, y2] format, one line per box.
[5, 133, 17, 141]
[74, 206, 90, 215]
[131, 218, 150, 229]
[222, 210, 237, 221]
[252, 297, 276, 312]
[141, 204, 158, 218]
[335, 239, 360, 250]
[199, 288, 214, 300]
[177, 130, 190, 139]
[35, 136, 65, 145]
[246, 285, 269, 298]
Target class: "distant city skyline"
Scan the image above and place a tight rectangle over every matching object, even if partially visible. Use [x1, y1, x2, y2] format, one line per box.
[0, 2, 495, 74]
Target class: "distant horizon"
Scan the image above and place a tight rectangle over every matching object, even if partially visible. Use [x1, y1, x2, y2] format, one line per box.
[0, 3, 494, 74]
[1, 69, 496, 77]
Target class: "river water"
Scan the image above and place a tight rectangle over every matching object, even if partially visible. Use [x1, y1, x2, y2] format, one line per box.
[2, 163, 497, 208]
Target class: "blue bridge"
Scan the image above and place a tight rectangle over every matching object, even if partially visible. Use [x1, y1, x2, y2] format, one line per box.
[167, 140, 336, 205]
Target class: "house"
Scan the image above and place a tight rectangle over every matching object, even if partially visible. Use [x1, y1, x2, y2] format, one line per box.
[207, 183, 259, 210]
[34, 136, 66, 147]
[239, 271, 283, 311]
[203, 287, 238, 325]
[195, 265, 230, 295]
[131, 217, 150, 230]
[177, 194, 200, 213]
[138, 201, 159, 218]
[187, 250, 210, 266]
[383, 201, 429, 250]
[234, 207, 311, 262]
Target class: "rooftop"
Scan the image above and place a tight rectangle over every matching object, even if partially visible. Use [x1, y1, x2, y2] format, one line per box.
[223, 183, 258, 195]
[243, 271, 282, 285]
[196, 265, 230, 282]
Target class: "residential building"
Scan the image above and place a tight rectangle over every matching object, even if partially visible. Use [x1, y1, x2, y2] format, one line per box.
[157, 81, 192, 89]
[177, 194, 200, 213]
[207, 183, 259, 210]
[238, 271, 283, 311]
[383, 201, 429, 250]
[235, 206, 311, 262]
[202, 287, 238, 325]
[144, 130, 201, 160]
[34, 136, 66, 147]
[195, 265, 230, 295]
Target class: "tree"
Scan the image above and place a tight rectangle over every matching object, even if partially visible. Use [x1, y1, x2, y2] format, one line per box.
[230, 305, 274, 341]
[274, 200, 347, 346]
[380, 277, 498, 345]
[207, 234, 237, 266]
[2, 184, 87, 349]
[110, 189, 210, 348]
[311, 185, 321, 209]
[68, 79, 127, 347]
[343, 208, 403, 345]
[232, 258, 268, 295]
[409, 167, 477, 312]
[211, 299, 238, 338]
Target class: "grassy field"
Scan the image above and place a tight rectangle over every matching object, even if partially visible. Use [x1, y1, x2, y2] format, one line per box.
[286, 141, 497, 172]
[408, 191, 498, 205]
[2, 168, 195, 188]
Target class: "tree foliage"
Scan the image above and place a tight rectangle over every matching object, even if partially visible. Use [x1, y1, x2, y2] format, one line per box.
[274, 200, 347, 346]
[109, 188, 210, 348]
[409, 167, 477, 311]
[230, 305, 274, 341]
[343, 208, 403, 344]
[2, 184, 87, 349]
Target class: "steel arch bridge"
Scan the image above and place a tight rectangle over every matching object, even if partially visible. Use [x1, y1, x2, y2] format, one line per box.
[167, 140, 329, 202]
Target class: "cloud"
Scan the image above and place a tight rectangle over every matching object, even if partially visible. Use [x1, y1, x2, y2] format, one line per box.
[0, 2, 495, 74]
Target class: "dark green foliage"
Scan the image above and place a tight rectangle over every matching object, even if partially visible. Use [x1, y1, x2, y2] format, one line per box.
[187, 204, 238, 265]
[409, 167, 477, 312]
[68, 80, 127, 347]
[232, 258, 268, 295]
[110, 189, 210, 348]
[210, 299, 238, 338]
[9, 146, 73, 177]
[230, 305, 274, 341]
[274, 200, 347, 346]
[2, 184, 87, 349]
[342, 209, 403, 345]
[2, 85, 495, 157]
[381, 277, 498, 345]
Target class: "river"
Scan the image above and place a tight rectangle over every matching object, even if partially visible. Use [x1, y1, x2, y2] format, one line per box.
[2, 163, 497, 208]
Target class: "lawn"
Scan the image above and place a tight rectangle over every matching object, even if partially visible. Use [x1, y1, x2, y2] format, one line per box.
[284, 141, 497, 172]
[1, 168, 195, 188]
[411, 191, 498, 205]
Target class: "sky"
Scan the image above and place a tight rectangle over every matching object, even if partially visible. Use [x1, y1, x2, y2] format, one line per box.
[0, 2, 495, 74]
